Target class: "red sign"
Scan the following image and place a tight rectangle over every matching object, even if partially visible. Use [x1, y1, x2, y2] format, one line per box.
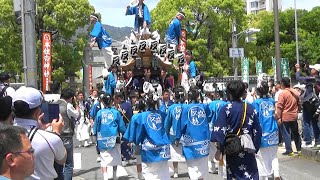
[89, 64, 93, 91]
[42, 32, 52, 93]
[178, 29, 187, 54]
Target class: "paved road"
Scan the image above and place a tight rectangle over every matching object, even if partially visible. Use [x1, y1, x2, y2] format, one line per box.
[72, 140, 320, 180]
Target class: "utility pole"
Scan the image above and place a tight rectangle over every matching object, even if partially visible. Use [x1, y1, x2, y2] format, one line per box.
[21, 0, 37, 88]
[83, 46, 91, 98]
[294, 0, 299, 64]
[232, 19, 238, 80]
[273, 0, 281, 82]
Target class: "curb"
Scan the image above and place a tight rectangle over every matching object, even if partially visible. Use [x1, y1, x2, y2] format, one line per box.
[301, 147, 320, 162]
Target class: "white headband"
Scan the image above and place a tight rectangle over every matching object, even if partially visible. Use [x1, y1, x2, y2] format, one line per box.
[176, 12, 185, 18]
[90, 14, 98, 20]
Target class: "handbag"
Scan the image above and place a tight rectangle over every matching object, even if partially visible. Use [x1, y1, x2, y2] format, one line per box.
[224, 102, 247, 156]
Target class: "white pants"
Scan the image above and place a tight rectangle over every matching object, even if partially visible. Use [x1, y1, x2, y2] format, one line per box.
[142, 161, 170, 180]
[186, 156, 209, 180]
[256, 146, 279, 178]
[100, 144, 122, 167]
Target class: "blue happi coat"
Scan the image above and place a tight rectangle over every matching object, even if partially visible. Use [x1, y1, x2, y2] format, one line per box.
[93, 107, 126, 151]
[253, 97, 279, 148]
[165, 17, 181, 45]
[131, 109, 171, 163]
[90, 21, 112, 49]
[123, 112, 142, 143]
[164, 103, 183, 144]
[208, 100, 228, 133]
[125, 3, 151, 31]
[211, 102, 262, 180]
[176, 103, 210, 160]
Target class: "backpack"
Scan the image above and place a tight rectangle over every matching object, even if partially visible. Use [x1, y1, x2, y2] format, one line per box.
[224, 102, 247, 156]
[302, 88, 319, 114]
[0, 85, 9, 97]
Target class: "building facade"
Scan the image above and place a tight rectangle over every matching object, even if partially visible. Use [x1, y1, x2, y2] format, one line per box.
[245, 0, 282, 14]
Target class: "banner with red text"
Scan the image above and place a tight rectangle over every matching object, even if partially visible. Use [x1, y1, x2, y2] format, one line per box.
[42, 32, 52, 93]
[178, 29, 187, 54]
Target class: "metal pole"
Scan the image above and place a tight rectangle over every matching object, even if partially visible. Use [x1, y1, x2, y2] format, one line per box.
[232, 19, 238, 80]
[23, 0, 37, 88]
[83, 46, 90, 98]
[273, 0, 281, 82]
[21, 0, 27, 84]
[294, 0, 299, 64]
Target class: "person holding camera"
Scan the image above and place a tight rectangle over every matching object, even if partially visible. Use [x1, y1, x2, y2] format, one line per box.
[57, 88, 80, 180]
[13, 86, 66, 180]
[296, 63, 320, 147]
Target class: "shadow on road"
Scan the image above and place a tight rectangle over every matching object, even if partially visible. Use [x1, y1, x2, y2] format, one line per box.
[74, 167, 101, 177]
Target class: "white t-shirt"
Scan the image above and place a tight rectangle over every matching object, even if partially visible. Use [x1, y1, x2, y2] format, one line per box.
[0, 84, 15, 97]
[274, 89, 283, 102]
[139, 4, 143, 18]
[14, 118, 66, 180]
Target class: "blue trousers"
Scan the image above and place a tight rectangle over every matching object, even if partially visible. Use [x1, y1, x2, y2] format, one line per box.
[280, 121, 301, 152]
[62, 138, 74, 180]
[302, 111, 320, 145]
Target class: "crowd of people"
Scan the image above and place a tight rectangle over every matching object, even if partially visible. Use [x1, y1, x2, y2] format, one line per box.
[3, 61, 320, 180]
[1, 0, 320, 179]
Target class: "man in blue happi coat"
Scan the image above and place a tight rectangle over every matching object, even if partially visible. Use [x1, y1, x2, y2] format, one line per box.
[90, 13, 113, 77]
[165, 12, 186, 46]
[126, 0, 151, 32]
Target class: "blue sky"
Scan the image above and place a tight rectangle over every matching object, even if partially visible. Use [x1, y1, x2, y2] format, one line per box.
[89, 0, 320, 27]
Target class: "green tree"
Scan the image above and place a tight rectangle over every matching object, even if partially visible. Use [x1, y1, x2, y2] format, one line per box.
[0, 0, 22, 74]
[0, 0, 94, 85]
[151, 0, 247, 77]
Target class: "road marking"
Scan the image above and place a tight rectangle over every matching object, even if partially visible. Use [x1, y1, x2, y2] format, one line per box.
[74, 153, 82, 170]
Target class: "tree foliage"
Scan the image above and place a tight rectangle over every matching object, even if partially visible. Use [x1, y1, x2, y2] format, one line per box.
[151, 0, 320, 77]
[0, 0, 94, 84]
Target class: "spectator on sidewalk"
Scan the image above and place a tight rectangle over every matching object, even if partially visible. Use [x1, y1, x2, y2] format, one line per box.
[0, 72, 15, 97]
[276, 77, 302, 156]
[0, 96, 13, 125]
[0, 125, 35, 180]
[296, 63, 320, 147]
[13, 86, 66, 180]
[57, 88, 80, 180]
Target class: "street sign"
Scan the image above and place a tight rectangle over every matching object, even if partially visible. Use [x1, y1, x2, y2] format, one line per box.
[229, 48, 244, 58]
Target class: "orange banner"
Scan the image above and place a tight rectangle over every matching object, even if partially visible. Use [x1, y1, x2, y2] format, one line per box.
[178, 29, 187, 54]
[42, 32, 52, 93]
